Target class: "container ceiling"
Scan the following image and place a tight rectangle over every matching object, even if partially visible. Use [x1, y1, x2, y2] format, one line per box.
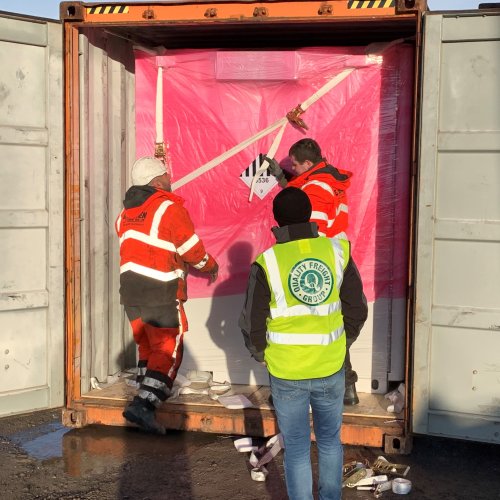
[101, 17, 418, 49]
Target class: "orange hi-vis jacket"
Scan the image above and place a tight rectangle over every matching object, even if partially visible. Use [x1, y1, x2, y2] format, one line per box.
[288, 161, 352, 238]
[115, 187, 216, 306]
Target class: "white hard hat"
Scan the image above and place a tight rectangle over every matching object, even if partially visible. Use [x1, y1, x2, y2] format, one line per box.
[131, 156, 167, 186]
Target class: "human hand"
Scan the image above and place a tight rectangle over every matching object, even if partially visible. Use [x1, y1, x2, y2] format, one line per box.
[264, 155, 284, 179]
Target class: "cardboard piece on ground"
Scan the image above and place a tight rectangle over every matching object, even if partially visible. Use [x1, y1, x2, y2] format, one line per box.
[218, 394, 254, 409]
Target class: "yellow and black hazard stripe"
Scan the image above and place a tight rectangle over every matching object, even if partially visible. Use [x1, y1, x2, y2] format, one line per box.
[87, 5, 129, 15]
[348, 0, 395, 8]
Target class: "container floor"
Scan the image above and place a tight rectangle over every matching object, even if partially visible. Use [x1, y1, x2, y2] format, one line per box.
[82, 379, 402, 420]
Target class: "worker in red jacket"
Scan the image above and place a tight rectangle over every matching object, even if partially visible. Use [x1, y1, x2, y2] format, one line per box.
[266, 138, 361, 405]
[116, 157, 219, 433]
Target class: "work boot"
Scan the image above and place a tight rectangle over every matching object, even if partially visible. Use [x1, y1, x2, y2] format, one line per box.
[123, 401, 166, 435]
[344, 383, 359, 406]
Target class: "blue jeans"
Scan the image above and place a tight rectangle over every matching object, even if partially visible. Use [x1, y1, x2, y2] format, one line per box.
[270, 368, 345, 500]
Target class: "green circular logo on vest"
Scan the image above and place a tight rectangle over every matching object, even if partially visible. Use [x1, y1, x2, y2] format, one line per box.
[288, 258, 334, 305]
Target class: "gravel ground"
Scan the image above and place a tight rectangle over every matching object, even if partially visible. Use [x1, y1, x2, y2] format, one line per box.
[0, 408, 498, 500]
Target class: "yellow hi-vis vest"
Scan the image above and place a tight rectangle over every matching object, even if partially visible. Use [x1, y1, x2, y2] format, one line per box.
[256, 237, 349, 380]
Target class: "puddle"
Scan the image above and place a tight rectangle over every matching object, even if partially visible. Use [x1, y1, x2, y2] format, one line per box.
[9, 418, 219, 477]
[62, 425, 217, 477]
[10, 421, 70, 460]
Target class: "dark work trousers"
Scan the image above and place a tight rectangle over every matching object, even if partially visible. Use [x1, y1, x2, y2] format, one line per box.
[125, 301, 187, 411]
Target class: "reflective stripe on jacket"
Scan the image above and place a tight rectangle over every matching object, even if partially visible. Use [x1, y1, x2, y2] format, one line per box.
[256, 236, 350, 380]
[288, 161, 351, 238]
[115, 188, 215, 305]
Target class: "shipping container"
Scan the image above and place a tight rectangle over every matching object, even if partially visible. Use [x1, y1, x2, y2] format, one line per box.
[0, 1, 498, 452]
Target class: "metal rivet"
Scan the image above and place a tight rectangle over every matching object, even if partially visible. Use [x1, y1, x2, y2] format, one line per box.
[318, 5, 333, 15]
[253, 7, 268, 17]
[204, 8, 217, 17]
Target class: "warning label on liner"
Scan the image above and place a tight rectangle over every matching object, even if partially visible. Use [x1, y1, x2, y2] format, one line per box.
[240, 154, 278, 200]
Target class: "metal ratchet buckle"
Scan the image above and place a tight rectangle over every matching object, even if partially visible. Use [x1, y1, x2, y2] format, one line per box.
[286, 104, 309, 130]
[342, 461, 368, 488]
[345, 468, 368, 488]
[372, 458, 410, 477]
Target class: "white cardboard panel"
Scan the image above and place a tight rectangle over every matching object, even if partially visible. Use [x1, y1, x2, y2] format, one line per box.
[183, 295, 402, 393]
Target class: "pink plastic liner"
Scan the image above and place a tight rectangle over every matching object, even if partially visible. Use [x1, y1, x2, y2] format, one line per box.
[135, 45, 413, 302]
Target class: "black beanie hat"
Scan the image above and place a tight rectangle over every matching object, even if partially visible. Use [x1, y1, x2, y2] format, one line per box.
[273, 187, 312, 227]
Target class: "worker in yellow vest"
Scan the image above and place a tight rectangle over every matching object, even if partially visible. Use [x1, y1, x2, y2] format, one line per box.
[266, 138, 360, 405]
[239, 187, 367, 500]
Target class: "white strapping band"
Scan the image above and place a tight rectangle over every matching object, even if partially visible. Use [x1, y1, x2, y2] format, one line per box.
[171, 68, 355, 194]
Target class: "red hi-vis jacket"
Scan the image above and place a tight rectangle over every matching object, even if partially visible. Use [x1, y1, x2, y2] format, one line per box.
[115, 186, 217, 306]
[287, 161, 352, 238]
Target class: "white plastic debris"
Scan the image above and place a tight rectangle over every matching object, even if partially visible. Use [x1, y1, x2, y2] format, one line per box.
[249, 433, 284, 468]
[385, 383, 405, 413]
[91, 371, 126, 390]
[185, 369, 213, 383]
[173, 372, 192, 387]
[251, 466, 268, 482]
[168, 370, 231, 400]
[208, 381, 232, 393]
[234, 437, 258, 453]
[218, 394, 254, 409]
[178, 387, 209, 396]
[90, 377, 102, 390]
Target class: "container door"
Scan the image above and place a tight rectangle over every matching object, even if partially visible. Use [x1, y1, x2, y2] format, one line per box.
[0, 15, 64, 416]
[414, 11, 500, 443]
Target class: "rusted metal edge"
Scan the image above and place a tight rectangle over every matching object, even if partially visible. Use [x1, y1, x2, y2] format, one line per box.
[59, 1, 425, 24]
[65, 401, 404, 447]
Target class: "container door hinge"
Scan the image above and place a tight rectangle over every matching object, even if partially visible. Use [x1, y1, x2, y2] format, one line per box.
[62, 409, 87, 429]
[318, 4, 333, 15]
[143, 9, 156, 20]
[60, 2, 85, 21]
[384, 433, 413, 455]
[253, 7, 268, 17]
[395, 0, 428, 14]
[204, 8, 218, 18]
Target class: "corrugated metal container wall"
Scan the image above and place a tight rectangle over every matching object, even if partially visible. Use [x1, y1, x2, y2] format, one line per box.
[414, 11, 500, 444]
[78, 29, 136, 389]
[0, 14, 64, 416]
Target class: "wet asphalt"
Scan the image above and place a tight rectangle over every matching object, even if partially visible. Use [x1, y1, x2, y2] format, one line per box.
[0, 409, 499, 499]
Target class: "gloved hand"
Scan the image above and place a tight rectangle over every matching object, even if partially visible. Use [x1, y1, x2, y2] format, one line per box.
[209, 262, 219, 284]
[264, 155, 284, 179]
